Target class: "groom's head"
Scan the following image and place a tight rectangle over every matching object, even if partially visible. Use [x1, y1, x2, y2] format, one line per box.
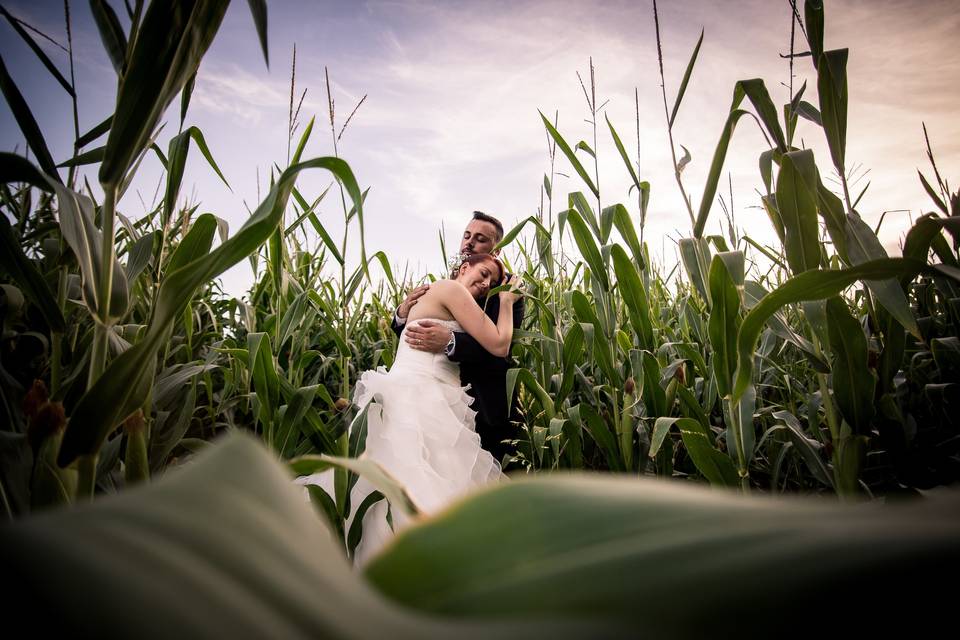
[460, 211, 503, 258]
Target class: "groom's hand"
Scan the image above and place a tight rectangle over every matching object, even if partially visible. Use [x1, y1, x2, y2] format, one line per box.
[405, 320, 451, 353]
[398, 284, 430, 319]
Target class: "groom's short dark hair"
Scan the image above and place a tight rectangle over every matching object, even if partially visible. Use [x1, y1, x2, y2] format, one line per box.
[472, 211, 504, 243]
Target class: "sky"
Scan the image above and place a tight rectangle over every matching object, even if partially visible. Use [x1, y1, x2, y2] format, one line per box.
[2, 0, 958, 298]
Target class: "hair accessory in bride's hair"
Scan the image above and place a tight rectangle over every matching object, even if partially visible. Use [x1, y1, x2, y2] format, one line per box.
[447, 251, 469, 274]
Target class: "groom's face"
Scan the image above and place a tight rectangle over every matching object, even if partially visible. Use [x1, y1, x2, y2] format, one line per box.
[460, 220, 499, 257]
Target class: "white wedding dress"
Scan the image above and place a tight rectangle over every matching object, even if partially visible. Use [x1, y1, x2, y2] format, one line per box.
[295, 318, 503, 566]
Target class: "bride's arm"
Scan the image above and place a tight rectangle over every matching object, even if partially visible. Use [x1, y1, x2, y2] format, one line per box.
[435, 281, 516, 358]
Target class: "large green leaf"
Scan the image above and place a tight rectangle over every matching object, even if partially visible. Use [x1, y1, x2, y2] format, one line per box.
[7, 433, 575, 638]
[776, 150, 821, 274]
[607, 203, 644, 268]
[246, 0, 270, 67]
[611, 245, 653, 350]
[99, 0, 230, 188]
[163, 126, 231, 224]
[825, 297, 876, 434]
[732, 258, 927, 401]
[0, 6, 74, 96]
[566, 209, 609, 291]
[0, 215, 66, 332]
[708, 253, 743, 397]
[539, 112, 598, 198]
[844, 212, 921, 338]
[59, 156, 363, 466]
[679, 237, 712, 305]
[804, 0, 824, 69]
[817, 49, 849, 176]
[0, 54, 60, 182]
[568, 403, 622, 472]
[693, 79, 786, 237]
[669, 29, 704, 127]
[90, 0, 128, 75]
[49, 181, 129, 324]
[366, 472, 960, 636]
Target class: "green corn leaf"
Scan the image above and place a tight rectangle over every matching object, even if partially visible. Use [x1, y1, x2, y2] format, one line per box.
[765, 411, 834, 489]
[669, 29, 704, 127]
[707, 253, 743, 397]
[163, 126, 231, 224]
[496, 215, 551, 252]
[605, 114, 641, 196]
[246, 0, 270, 67]
[49, 180, 129, 324]
[540, 111, 598, 198]
[77, 115, 113, 148]
[825, 297, 876, 434]
[568, 192, 602, 241]
[0, 54, 60, 182]
[167, 212, 217, 274]
[291, 116, 314, 165]
[57, 145, 105, 168]
[12, 432, 959, 637]
[844, 212, 920, 338]
[557, 323, 585, 408]
[611, 245, 653, 350]
[759, 149, 775, 195]
[0, 151, 52, 190]
[566, 208, 609, 291]
[796, 100, 822, 126]
[148, 380, 197, 472]
[0, 215, 66, 332]
[0, 6, 74, 96]
[817, 49, 849, 176]
[100, 0, 230, 188]
[124, 229, 158, 281]
[608, 203, 644, 269]
[804, 0, 825, 69]
[248, 332, 280, 429]
[815, 178, 848, 258]
[903, 214, 960, 267]
[679, 237, 712, 305]
[917, 171, 948, 215]
[640, 350, 667, 417]
[732, 258, 927, 401]
[679, 417, 739, 487]
[568, 403, 622, 472]
[90, 0, 128, 75]
[59, 156, 363, 466]
[693, 107, 750, 237]
[179, 71, 196, 126]
[776, 149, 822, 274]
[505, 368, 555, 422]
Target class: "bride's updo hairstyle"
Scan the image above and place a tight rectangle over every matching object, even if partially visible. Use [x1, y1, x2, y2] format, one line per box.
[459, 253, 504, 288]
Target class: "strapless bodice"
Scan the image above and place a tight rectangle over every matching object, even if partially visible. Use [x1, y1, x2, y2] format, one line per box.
[392, 318, 463, 385]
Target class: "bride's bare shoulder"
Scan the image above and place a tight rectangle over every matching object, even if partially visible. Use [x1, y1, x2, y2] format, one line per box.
[428, 279, 464, 296]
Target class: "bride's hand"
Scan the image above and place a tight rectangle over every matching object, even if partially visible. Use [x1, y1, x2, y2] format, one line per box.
[499, 274, 522, 304]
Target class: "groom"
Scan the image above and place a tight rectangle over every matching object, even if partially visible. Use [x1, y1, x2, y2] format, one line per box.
[392, 211, 524, 463]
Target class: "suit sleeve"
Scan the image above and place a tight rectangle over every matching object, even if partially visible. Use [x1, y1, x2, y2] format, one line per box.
[447, 296, 525, 366]
[390, 309, 404, 338]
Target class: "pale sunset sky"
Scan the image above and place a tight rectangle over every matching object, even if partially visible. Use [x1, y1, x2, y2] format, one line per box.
[2, 0, 958, 297]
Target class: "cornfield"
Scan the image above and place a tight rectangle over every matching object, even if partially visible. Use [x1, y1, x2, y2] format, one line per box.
[1, 1, 958, 637]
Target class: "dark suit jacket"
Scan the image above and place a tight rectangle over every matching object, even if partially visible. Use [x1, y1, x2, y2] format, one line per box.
[391, 290, 524, 460]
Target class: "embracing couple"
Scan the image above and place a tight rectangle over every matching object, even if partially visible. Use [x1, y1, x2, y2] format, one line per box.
[299, 211, 524, 565]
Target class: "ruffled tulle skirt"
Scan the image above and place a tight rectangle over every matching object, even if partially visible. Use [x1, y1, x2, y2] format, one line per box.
[296, 344, 503, 566]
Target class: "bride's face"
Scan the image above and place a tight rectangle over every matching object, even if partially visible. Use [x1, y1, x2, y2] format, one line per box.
[458, 259, 497, 298]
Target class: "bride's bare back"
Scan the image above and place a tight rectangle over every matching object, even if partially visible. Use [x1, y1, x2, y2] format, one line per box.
[407, 278, 517, 358]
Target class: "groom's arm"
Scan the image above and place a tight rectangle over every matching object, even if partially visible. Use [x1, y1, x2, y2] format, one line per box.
[391, 283, 431, 338]
[447, 296, 525, 364]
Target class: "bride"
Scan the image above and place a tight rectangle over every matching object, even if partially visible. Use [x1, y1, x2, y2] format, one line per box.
[297, 253, 520, 566]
